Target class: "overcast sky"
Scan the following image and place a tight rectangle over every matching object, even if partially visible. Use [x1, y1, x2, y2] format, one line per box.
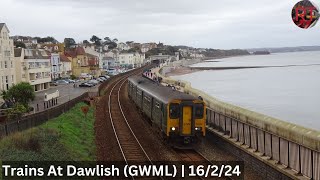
[1, 0, 320, 49]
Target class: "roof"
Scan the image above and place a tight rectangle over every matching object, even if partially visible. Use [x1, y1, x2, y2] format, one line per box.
[86, 53, 98, 59]
[102, 56, 115, 60]
[76, 47, 85, 55]
[14, 48, 22, 57]
[24, 49, 50, 59]
[60, 54, 71, 62]
[65, 47, 85, 58]
[0, 23, 6, 32]
[128, 75, 197, 104]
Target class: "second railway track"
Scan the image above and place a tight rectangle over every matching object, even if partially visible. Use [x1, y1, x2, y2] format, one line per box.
[107, 70, 152, 164]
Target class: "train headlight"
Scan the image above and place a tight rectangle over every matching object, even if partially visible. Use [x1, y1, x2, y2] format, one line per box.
[195, 127, 202, 131]
[171, 127, 176, 131]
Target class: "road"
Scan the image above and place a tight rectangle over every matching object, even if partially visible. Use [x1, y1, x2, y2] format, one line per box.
[30, 83, 99, 112]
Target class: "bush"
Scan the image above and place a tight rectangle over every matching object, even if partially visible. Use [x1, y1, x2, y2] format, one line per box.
[70, 75, 77, 80]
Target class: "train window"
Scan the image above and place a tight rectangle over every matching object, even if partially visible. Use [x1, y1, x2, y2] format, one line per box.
[137, 89, 142, 95]
[169, 103, 180, 119]
[155, 102, 160, 109]
[195, 104, 204, 119]
[144, 96, 151, 102]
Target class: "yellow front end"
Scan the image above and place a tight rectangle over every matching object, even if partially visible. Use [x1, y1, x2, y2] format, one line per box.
[166, 100, 206, 137]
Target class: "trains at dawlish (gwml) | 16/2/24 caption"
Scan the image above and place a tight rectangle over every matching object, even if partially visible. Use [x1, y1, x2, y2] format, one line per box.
[128, 75, 206, 148]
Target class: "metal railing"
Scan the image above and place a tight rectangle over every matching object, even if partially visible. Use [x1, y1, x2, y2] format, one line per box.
[206, 107, 320, 180]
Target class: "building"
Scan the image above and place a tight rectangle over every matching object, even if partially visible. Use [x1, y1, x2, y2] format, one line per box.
[141, 43, 157, 53]
[148, 53, 179, 64]
[14, 48, 51, 92]
[11, 35, 38, 49]
[117, 42, 130, 51]
[49, 53, 62, 80]
[0, 23, 16, 96]
[86, 53, 101, 77]
[40, 43, 65, 53]
[118, 52, 145, 68]
[59, 54, 72, 78]
[102, 56, 116, 70]
[84, 46, 103, 69]
[65, 47, 90, 78]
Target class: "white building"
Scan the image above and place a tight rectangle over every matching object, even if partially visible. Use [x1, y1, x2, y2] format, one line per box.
[84, 46, 103, 69]
[117, 42, 130, 51]
[14, 48, 51, 92]
[118, 53, 145, 68]
[0, 23, 16, 95]
[50, 53, 62, 80]
[102, 56, 116, 70]
[59, 54, 72, 78]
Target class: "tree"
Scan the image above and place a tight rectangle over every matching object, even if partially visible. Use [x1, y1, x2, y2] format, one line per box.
[1, 82, 35, 109]
[36, 36, 57, 44]
[90, 35, 102, 46]
[83, 40, 90, 45]
[64, 38, 76, 49]
[104, 37, 111, 43]
[6, 103, 27, 121]
[107, 42, 117, 50]
[112, 38, 118, 43]
[14, 41, 26, 48]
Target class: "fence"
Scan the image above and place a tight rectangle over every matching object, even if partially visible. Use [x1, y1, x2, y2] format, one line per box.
[206, 108, 320, 180]
[155, 65, 320, 180]
[0, 92, 89, 138]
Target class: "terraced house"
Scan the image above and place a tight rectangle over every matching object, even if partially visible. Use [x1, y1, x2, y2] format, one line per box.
[0, 23, 16, 95]
[65, 47, 101, 78]
[65, 47, 90, 77]
[14, 48, 51, 91]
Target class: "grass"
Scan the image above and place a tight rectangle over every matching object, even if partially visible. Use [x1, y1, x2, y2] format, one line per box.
[0, 102, 96, 161]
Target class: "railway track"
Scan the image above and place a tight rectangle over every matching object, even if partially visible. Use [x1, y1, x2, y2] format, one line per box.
[108, 74, 152, 163]
[175, 149, 234, 180]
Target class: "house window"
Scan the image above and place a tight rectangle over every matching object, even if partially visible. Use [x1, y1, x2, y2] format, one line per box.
[11, 75, 14, 85]
[10, 61, 13, 68]
[4, 61, 7, 68]
[5, 76, 8, 90]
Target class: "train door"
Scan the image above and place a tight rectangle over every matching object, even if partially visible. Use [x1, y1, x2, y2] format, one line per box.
[182, 106, 192, 135]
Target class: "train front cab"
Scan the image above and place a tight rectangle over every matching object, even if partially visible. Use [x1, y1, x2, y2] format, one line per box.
[166, 99, 206, 148]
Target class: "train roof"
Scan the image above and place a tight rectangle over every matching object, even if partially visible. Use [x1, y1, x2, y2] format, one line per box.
[128, 75, 198, 104]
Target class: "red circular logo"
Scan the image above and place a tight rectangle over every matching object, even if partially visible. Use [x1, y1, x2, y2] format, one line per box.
[291, 0, 319, 29]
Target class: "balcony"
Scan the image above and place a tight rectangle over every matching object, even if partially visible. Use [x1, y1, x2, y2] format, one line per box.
[27, 66, 51, 74]
[29, 77, 51, 85]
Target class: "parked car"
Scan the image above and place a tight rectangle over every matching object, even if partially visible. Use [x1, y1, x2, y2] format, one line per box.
[55, 80, 69, 84]
[99, 77, 107, 81]
[50, 81, 58, 86]
[100, 75, 110, 79]
[87, 80, 99, 85]
[96, 78, 105, 82]
[64, 79, 75, 83]
[79, 82, 94, 87]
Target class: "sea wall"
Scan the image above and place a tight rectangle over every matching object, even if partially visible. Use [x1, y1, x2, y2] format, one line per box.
[156, 66, 320, 152]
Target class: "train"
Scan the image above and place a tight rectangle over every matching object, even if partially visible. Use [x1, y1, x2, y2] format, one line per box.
[127, 75, 206, 148]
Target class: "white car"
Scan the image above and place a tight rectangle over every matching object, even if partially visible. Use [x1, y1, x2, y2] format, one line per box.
[96, 78, 104, 83]
[55, 80, 69, 84]
[88, 80, 99, 85]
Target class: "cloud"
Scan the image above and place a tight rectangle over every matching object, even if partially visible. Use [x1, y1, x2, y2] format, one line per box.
[1, 0, 320, 48]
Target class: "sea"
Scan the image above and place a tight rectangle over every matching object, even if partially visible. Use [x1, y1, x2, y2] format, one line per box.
[171, 51, 320, 131]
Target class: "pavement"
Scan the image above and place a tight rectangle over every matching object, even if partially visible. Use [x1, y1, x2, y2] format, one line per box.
[30, 82, 99, 113]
